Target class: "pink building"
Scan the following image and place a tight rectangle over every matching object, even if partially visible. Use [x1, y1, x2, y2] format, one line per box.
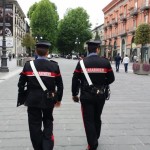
[103, 0, 150, 61]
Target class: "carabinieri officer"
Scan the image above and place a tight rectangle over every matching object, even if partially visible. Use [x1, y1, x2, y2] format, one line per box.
[72, 39, 115, 150]
[17, 40, 63, 150]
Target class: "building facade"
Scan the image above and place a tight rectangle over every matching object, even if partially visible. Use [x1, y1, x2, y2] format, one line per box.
[0, 0, 26, 57]
[91, 24, 105, 56]
[103, 0, 150, 61]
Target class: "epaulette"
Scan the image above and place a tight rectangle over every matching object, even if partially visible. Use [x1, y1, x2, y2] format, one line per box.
[50, 60, 58, 64]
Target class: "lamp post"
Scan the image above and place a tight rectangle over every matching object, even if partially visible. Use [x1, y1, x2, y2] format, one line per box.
[0, 0, 9, 72]
[35, 35, 43, 43]
[75, 37, 80, 55]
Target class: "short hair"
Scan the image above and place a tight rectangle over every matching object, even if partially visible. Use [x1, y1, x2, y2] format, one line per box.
[36, 47, 49, 56]
[86, 39, 101, 53]
[35, 40, 51, 56]
[88, 45, 100, 53]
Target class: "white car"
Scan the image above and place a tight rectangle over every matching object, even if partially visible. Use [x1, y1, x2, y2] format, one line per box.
[47, 54, 52, 59]
[72, 55, 78, 60]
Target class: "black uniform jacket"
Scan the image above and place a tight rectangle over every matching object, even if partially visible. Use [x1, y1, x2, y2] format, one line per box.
[72, 55, 115, 102]
[18, 59, 63, 108]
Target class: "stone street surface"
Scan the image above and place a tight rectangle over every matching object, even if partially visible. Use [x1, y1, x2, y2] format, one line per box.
[0, 58, 150, 150]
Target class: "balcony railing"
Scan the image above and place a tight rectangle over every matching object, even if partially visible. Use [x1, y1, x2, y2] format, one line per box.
[120, 14, 127, 22]
[119, 29, 127, 37]
[103, 25, 107, 30]
[108, 34, 112, 40]
[104, 35, 111, 40]
[112, 19, 118, 26]
[130, 8, 138, 16]
[112, 33, 118, 39]
[107, 22, 112, 28]
[141, 2, 150, 11]
[128, 26, 137, 33]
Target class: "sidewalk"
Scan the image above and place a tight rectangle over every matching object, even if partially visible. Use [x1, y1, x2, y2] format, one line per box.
[0, 58, 25, 83]
[0, 58, 150, 150]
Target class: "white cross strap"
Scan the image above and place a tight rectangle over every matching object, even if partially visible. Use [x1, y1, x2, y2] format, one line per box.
[80, 60, 93, 86]
[30, 61, 47, 91]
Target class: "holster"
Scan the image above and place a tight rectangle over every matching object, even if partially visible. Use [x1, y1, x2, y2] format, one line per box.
[90, 85, 105, 96]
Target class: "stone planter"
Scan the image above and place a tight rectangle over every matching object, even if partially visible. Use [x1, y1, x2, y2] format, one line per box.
[133, 63, 150, 75]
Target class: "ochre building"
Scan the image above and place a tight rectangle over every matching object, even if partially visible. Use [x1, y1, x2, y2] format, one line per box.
[103, 0, 150, 61]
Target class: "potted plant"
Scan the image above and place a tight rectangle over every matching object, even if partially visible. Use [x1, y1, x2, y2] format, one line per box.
[133, 23, 150, 75]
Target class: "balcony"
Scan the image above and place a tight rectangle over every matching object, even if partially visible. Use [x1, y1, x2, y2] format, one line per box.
[112, 33, 118, 39]
[128, 26, 136, 34]
[130, 8, 138, 16]
[119, 30, 127, 37]
[103, 25, 107, 30]
[112, 19, 118, 26]
[120, 14, 127, 22]
[107, 22, 112, 28]
[108, 34, 112, 40]
[141, 2, 150, 11]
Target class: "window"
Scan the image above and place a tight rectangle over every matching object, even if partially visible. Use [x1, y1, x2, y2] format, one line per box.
[145, 0, 149, 5]
[144, 15, 148, 23]
[135, 1, 137, 8]
[133, 19, 136, 28]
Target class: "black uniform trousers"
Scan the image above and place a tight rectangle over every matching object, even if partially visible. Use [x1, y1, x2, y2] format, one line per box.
[27, 107, 54, 150]
[81, 97, 105, 150]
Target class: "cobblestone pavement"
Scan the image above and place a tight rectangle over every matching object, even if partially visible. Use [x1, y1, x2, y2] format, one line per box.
[0, 58, 150, 150]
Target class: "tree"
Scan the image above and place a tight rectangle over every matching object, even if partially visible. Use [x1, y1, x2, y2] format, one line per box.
[27, 2, 38, 19]
[57, 7, 92, 55]
[29, 0, 59, 49]
[134, 23, 150, 62]
[22, 33, 36, 56]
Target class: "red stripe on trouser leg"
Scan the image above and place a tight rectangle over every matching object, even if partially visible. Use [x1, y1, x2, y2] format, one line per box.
[51, 135, 54, 141]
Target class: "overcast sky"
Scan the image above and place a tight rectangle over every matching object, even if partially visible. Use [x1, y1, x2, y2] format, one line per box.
[17, 0, 112, 29]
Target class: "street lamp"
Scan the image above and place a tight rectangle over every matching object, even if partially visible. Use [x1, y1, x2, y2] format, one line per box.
[0, 0, 9, 72]
[75, 37, 80, 55]
[35, 35, 43, 43]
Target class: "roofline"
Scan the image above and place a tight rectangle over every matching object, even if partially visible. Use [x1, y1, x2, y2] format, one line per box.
[91, 24, 104, 31]
[0, 0, 26, 18]
[102, 0, 123, 14]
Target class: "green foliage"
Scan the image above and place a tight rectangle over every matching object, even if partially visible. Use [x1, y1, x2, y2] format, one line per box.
[29, 0, 59, 49]
[22, 33, 36, 56]
[27, 2, 38, 19]
[22, 33, 35, 48]
[57, 7, 92, 54]
[135, 23, 150, 45]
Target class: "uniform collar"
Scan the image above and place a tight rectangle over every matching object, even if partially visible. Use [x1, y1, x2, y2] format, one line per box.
[37, 56, 48, 60]
[87, 52, 98, 57]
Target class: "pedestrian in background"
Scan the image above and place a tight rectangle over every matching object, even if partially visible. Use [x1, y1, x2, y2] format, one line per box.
[8, 52, 12, 61]
[72, 39, 115, 150]
[123, 54, 130, 73]
[12, 53, 15, 58]
[114, 53, 121, 72]
[17, 40, 64, 150]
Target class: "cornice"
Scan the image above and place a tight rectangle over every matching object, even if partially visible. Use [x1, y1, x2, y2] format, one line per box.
[102, 0, 124, 14]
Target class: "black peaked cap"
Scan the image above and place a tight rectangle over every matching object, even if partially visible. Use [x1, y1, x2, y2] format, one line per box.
[36, 40, 51, 48]
[86, 39, 101, 46]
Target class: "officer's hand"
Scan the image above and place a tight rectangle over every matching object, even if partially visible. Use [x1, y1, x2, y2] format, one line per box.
[72, 96, 79, 103]
[55, 101, 61, 108]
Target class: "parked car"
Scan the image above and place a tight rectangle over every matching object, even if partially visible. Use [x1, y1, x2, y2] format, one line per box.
[51, 54, 59, 58]
[47, 54, 52, 59]
[72, 55, 78, 60]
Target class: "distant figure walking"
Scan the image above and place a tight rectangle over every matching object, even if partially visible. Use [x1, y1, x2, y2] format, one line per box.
[12, 53, 15, 58]
[123, 55, 130, 73]
[133, 55, 137, 62]
[114, 53, 121, 72]
[8, 53, 12, 61]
